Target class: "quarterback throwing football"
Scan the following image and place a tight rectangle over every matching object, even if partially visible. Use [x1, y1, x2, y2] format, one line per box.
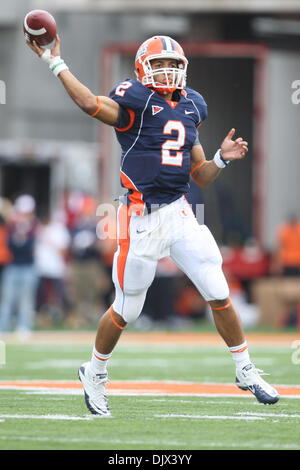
[27, 34, 279, 416]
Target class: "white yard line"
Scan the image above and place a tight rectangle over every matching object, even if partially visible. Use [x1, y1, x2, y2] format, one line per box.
[25, 390, 83, 395]
[155, 414, 266, 421]
[0, 435, 185, 447]
[237, 411, 300, 419]
[25, 360, 83, 369]
[0, 435, 299, 450]
[0, 414, 94, 421]
[155, 411, 300, 421]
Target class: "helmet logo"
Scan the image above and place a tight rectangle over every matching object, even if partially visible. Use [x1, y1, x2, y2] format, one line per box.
[136, 44, 148, 62]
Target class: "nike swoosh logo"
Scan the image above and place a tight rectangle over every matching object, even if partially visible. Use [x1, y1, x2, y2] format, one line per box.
[136, 229, 147, 234]
[185, 110, 194, 114]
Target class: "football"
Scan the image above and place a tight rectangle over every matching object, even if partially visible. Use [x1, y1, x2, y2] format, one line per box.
[23, 10, 57, 46]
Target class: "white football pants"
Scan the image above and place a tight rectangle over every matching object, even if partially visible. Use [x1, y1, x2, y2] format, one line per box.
[112, 196, 229, 323]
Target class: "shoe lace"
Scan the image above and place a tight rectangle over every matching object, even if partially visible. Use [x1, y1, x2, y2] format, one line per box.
[92, 374, 110, 405]
[245, 366, 271, 388]
[239, 365, 270, 382]
[94, 373, 108, 382]
[253, 367, 270, 377]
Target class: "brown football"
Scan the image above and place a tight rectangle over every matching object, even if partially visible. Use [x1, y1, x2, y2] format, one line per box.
[23, 10, 57, 46]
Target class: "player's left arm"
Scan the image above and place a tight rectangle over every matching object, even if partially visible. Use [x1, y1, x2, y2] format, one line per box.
[190, 128, 248, 187]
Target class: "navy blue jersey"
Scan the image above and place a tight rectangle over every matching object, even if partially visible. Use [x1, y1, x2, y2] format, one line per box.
[109, 79, 207, 212]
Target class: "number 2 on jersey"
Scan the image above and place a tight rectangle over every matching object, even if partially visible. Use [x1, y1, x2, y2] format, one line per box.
[115, 81, 133, 97]
[161, 120, 185, 166]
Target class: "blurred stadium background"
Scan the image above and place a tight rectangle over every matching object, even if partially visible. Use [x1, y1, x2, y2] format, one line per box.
[0, 0, 300, 335]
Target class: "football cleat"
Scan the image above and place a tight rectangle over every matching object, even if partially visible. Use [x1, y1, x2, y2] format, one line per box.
[78, 362, 111, 417]
[236, 363, 280, 404]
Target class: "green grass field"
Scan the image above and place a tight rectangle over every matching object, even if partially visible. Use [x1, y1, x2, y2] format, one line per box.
[0, 331, 300, 451]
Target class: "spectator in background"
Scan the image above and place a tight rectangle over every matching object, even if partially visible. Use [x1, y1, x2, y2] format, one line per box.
[272, 215, 300, 276]
[96, 206, 118, 311]
[0, 195, 38, 337]
[221, 237, 270, 301]
[0, 198, 13, 282]
[68, 193, 104, 324]
[142, 258, 180, 327]
[35, 209, 72, 321]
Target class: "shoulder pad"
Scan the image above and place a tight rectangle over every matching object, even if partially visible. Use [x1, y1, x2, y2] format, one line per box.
[184, 88, 208, 124]
[109, 79, 152, 111]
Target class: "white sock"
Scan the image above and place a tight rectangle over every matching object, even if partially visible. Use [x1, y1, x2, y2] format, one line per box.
[229, 341, 251, 369]
[90, 346, 111, 375]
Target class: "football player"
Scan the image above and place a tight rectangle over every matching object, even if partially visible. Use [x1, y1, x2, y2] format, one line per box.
[26, 34, 279, 415]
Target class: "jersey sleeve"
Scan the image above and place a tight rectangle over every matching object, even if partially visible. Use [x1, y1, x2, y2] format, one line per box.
[109, 79, 152, 132]
[185, 88, 208, 126]
[109, 79, 150, 112]
[193, 133, 201, 146]
[114, 105, 132, 131]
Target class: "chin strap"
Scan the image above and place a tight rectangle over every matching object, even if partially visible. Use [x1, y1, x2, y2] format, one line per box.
[147, 84, 176, 96]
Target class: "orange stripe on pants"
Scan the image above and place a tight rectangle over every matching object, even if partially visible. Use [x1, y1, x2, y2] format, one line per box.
[120, 171, 145, 216]
[117, 204, 131, 291]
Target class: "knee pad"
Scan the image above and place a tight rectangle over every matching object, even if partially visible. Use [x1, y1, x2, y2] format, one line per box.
[112, 285, 148, 323]
[202, 264, 230, 301]
[112, 251, 157, 323]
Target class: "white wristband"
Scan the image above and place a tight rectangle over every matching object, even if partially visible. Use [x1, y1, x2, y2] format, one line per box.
[40, 51, 69, 76]
[49, 56, 69, 77]
[213, 149, 229, 169]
